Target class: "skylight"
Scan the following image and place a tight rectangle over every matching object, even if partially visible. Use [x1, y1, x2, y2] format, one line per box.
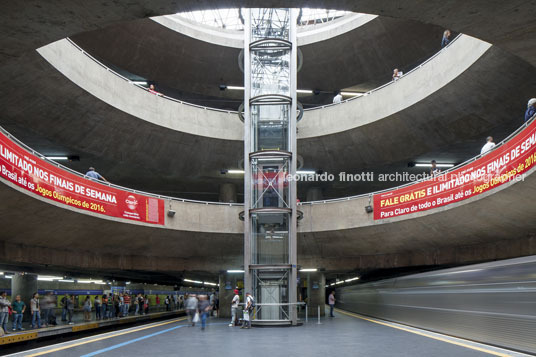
[176, 8, 351, 31]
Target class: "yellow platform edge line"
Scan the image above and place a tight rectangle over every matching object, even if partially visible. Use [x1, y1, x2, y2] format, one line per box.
[0, 332, 38, 345]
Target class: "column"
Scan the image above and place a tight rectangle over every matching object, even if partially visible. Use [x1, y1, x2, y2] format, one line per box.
[11, 273, 38, 322]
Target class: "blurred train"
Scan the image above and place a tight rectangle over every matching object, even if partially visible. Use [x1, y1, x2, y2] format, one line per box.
[336, 255, 536, 354]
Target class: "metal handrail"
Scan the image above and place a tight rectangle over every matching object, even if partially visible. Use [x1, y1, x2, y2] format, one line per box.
[0, 125, 242, 207]
[65, 34, 463, 114]
[302, 34, 464, 112]
[301, 114, 536, 205]
[65, 38, 237, 116]
[2, 114, 533, 209]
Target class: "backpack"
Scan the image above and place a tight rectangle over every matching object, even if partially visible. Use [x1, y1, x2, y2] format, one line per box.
[248, 296, 255, 311]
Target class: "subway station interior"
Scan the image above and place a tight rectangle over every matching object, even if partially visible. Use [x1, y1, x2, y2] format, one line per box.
[0, 1, 535, 356]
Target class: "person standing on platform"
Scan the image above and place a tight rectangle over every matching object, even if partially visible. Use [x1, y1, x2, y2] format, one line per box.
[144, 295, 149, 315]
[165, 296, 170, 311]
[94, 295, 101, 320]
[30, 292, 42, 329]
[328, 291, 336, 317]
[11, 295, 26, 331]
[0, 291, 11, 333]
[101, 295, 108, 319]
[108, 294, 114, 318]
[209, 291, 216, 316]
[229, 289, 240, 327]
[123, 294, 131, 316]
[83, 296, 92, 321]
[156, 295, 160, 310]
[42, 292, 55, 327]
[60, 295, 68, 322]
[241, 292, 255, 329]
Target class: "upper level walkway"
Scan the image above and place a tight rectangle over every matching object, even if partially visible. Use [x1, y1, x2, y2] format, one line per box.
[1, 116, 535, 273]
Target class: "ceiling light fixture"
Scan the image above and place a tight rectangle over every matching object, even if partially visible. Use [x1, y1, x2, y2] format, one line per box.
[227, 169, 245, 174]
[227, 270, 245, 273]
[299, 268, 318, 272]
[184, 279, 203, 284]
[341, 92, 364, 97]
[415, 163, 455, 168]
[45, 156, 69, 161]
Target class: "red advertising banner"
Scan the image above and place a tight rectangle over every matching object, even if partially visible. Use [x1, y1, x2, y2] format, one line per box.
[0, 131, 165, 225]
[374, 120, 536, 220]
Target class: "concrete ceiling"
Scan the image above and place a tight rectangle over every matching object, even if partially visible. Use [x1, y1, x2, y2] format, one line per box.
[0, 0, 534, 201]
[1, 164, 535, 276]
[69, 16, 446, 107]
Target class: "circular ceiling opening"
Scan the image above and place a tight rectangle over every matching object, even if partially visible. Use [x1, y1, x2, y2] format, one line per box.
[175, 8, 351, 31]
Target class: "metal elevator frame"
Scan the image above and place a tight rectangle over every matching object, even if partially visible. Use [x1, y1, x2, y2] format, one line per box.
[242, 8, 298, 326]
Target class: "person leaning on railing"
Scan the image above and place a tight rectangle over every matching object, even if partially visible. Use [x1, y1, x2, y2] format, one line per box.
[441, 29, 451, 48]
[526, 98, 536, 122]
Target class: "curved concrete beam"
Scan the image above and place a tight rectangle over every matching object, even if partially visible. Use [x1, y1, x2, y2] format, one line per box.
[298, 35, 491, 138]
[37, 39, 243, 141]
[37, 34, 490, 141]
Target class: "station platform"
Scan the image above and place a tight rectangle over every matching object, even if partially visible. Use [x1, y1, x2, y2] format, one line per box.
[0, 310, 185, 353]
[4, 309, 530, 357]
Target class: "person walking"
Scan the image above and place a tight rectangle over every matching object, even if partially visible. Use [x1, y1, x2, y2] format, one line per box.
[198, 295, 211, 331]
[480, 136, 496, 155]
[11, 295, 26, 331]
[0, 291, 11, 333]
[85, 167, 108, 182]
[83, 296, 92, 321]
[42, 292, 55, 327]
[30, 292, 42, 329]
[143, 295, 149, 315]
[430, 160, 441, 176]
[241, 292, 255, 329]
[333, 91, 342, 104]
[328, 291, 336, 317]
[94, 295, 101, 320]
[229, 289, 240, 327]
[185, 294, 198, 326]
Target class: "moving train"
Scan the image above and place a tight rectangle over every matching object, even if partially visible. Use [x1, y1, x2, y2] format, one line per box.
[336, 255, 536, 354]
